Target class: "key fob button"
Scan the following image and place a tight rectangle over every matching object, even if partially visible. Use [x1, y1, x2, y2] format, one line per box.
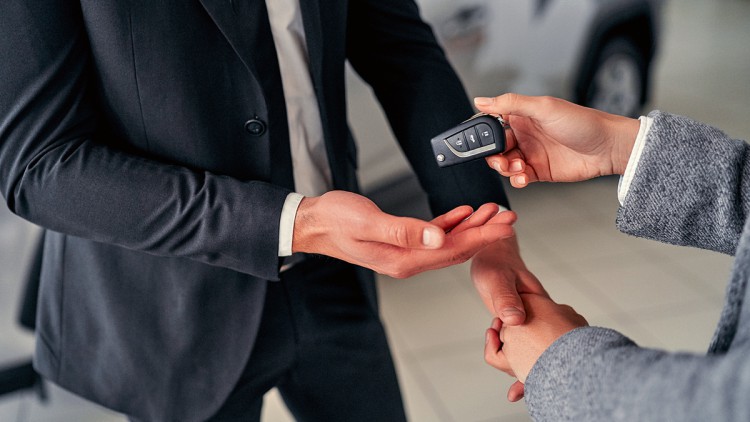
[446, 132, 469, 152]
[430, 114, 507, 167]
[476, 123, 494, 146]
[463, 127, 481, 150]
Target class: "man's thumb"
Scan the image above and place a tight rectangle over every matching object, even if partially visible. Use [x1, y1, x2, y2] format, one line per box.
[494, 295, 526, 326]
[376, 217, 445, 249]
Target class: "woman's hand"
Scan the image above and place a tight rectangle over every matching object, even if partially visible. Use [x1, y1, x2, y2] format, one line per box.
[484, 293, 588, 401]
[474, 94, 640, 187]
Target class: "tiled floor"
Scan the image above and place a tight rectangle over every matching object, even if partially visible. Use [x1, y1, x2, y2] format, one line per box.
[1, 0, 748, 421]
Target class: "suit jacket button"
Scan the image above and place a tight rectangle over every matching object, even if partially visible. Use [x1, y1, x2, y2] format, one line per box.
[244, 118, 266, 136]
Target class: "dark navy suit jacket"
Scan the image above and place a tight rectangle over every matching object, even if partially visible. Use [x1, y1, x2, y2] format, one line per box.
[0, 0, 507, 420]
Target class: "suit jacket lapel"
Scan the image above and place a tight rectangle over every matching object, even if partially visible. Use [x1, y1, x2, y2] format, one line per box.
[198, 0, 266, 80]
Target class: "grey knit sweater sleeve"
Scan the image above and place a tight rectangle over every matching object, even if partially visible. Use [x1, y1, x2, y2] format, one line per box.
[524, 326, 750, 421]
[616, 111, 750, 254]
[522, 112, 750, 421]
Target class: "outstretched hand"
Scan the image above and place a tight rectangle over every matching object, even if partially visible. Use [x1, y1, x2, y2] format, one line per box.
[292, 190, 516, 278]
[473, 94, 641, 187]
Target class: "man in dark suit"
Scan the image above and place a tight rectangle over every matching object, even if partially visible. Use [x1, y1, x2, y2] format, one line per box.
[0, 0, 540, 420]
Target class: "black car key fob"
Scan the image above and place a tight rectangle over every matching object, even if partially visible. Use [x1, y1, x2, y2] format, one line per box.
[431, 113, 508, 167]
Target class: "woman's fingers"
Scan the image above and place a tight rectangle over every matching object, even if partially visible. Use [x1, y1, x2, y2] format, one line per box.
[507, 381, 525, 402]
[485, 319, 515, 376]
[486, 149, 525, 176]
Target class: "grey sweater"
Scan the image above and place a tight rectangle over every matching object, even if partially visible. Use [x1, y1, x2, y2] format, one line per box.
[524, 111, 750, 421]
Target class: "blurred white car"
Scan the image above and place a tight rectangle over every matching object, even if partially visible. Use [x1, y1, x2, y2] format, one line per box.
[349, 0, 663, 191]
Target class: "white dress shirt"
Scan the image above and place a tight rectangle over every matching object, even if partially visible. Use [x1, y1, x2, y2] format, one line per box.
[265, 0, 332, 257]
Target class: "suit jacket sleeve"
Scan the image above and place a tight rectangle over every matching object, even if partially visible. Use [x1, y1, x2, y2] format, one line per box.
[617, 111, 750, 255]
[523, 113, 750, 420]
[345, 0, 509, 215]
[0, 1, 289, 280]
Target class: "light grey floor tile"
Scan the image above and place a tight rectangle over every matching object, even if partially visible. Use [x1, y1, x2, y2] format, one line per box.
[0, 396, 22, 422]
[529, 264, 616, 320]
[519, 220, 653, 268]
[23, 384, 125, 422]
[392, 355, 449, 422]
[0, 333, 35, 364]
[261, 342, 450, 422]
[571, 255, 708, 315]
[0, 210, 39, 363]
[378, 271, 491, 354]
[647, 245, 735, 301]
[584, 313, 663, 350]
[505, 183, 594, 229]
[635, 305, 724, 354]
[414, 346, 531, 422]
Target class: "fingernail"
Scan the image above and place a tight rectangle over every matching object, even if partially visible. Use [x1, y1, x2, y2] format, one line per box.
[474, 97, 493, 106]
[485, 331, 490, 345]
[422, 227, 442, 248]
[492, 162, 502, 173]
[501, 308, 524, 320]
[509, 160, 522, 172]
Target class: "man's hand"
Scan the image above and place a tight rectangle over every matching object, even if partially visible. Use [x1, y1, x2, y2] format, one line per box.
[292, 190, 516, 279]
[470, 236, 548, 325]
[473, 94, 640, 188]
[484, 293, 588, 401]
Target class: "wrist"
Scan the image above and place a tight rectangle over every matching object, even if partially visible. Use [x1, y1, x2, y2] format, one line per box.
[473, 235, 524, 271]
[608, 116, 640, 175]
[292, 196, 322, 254]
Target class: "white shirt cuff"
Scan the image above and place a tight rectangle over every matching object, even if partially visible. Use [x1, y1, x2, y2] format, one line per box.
[617, 116, 653, 205]
[278, 192, 304, 257]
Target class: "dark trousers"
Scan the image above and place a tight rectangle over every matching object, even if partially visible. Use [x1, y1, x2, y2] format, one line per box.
[205, 259, 406, 421]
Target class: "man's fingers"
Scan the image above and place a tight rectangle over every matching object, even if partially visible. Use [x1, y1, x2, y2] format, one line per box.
[432, 203, 504, 236]
[370, 215, 515, 277]
[507, 381, 525, 402]
[450, 222, 515, 254]
[431, 205, 475, 232]
[370, 216, 446, 250]
[406, 223, 514, 274]
[488, 210, 517, 226]
[450, 203, 501, 235]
